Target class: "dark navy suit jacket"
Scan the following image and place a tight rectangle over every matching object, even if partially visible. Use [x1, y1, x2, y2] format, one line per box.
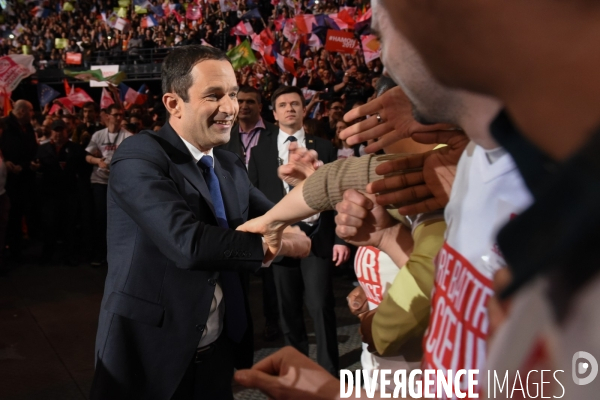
[91, 123, 272, 400]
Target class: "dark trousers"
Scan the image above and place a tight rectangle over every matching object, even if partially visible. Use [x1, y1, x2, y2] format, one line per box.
[171, 335, 235, 400]
[92, 183, 108, 261]
[40, 193, 77, 259]
[273, 254, 339, 375]
[262, 266, 279, 322]
[6, 181, 34, 257]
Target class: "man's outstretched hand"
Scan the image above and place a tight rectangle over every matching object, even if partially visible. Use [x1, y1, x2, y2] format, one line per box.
[367, 131, 469, 215]
[339, 86, 456, 154]
[234, 346, 341, 400]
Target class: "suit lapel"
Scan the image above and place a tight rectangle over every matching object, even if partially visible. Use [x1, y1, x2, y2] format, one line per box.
[151, 124, 216, 217]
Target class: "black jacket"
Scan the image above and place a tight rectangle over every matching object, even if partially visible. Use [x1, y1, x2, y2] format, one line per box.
[91, 123, 273, 400]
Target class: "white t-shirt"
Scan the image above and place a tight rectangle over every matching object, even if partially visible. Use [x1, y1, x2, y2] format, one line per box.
[355, 246, 418, 391]
[422, 142, 533, 396]
[85, 127, 132, 185]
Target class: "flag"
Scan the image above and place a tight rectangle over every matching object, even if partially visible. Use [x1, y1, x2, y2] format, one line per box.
[186, 4, 202, 20]
[151, 5, 164, 17]
[63, 69, 126, 85]
[327, 13, 348, 30]
[260, 28, 275, 46]
[240, 8, 261, 20]
[294, 14, 316, 35]
[290, 39, 300, 60]
[118, 0, 130, 7]
[115, 7, 128, 18]
[219, 0, 237, 12]
[337, 9, 355, 29]
[361, 35, 381, 63]
[56, 97, 75, 114]
[48, 103, 61, 115]
[68, 88, 94, 107]
[38, 84, 60, 108]
[308, 33, 322, 48]
[62, 2, 74, 12]
[172, 10, 183, 23]
[3, 91, 11, 117]
[141, 15, 158, 28]
[30, 5, 43, 18]
[273, 15, 285, 31]
[276, 53, 296, 76]
[226, 39, 257, 70]
[355, 8, 372, 33]
[114, 17, 128, 31]
[13, 23, 25, 37]
[231, 21, 254, 36]
[63, 78, 71, 95]
[100, 87, 114, 109]
[135, 84, 148, 105]
[135, 5, 148, 14]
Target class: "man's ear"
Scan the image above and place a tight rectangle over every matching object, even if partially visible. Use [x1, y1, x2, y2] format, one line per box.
[163, 93, 181, 118]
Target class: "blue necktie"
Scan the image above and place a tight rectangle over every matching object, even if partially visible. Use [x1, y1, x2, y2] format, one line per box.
[197, 155, 247, 343]
[284, 136, 298, 191]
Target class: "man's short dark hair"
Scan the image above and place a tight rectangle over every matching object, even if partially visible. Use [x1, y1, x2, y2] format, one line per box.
[82, 101, 98, 111]
[271, 86, 304, 110]
[162, 45, 231, 102]
[107, 104, 123, 114]
[238, 85, 262, 103]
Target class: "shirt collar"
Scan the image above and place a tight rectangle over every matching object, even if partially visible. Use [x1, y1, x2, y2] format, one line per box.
[179, 135, 214, 166]
[239, 118, 265, 134]
[277, 127, 305, 148]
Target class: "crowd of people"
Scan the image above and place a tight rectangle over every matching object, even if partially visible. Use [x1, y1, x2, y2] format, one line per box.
[3, 0, 599, 399]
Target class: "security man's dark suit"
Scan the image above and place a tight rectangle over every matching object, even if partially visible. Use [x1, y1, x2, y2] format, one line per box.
[248, 129, 340, 375]
[91, 123, 273, 400]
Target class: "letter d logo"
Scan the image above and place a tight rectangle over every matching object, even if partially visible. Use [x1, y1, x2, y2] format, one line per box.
[572, 351, 598, 385]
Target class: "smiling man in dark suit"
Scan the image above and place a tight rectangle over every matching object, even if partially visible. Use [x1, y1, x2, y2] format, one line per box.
[248, 86, 349, 375]
[91, 45, 310, 400]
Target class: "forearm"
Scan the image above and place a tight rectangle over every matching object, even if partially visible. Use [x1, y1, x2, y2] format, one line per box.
[86, 154, 102, 165]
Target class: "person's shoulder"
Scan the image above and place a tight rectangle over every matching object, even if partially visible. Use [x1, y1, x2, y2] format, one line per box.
[263, 121, 279, 134]
[214, 147, 245, 167]
[112, 131, 168, 166]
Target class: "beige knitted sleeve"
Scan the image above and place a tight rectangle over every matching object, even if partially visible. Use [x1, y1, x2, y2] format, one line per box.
[302, 154, 412, 211]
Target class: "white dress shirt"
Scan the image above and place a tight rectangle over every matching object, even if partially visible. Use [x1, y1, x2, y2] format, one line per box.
[277, 128, 319, 224]
[179, 136, 225, 348]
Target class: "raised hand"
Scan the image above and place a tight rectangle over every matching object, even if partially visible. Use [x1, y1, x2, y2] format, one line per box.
[277, 141, 323, 187]
[367, 131, 469, 215]
[339, 86, 456, 154]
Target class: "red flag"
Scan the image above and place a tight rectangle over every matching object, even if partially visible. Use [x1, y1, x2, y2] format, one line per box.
[173, 10, 183, 23]
[336, 10, 355, 29]
[63, 79, 71, 96]
[48, 103, 62, 115]
[56, 97, 75, 114]
[68, 88, 94, 107]
[3, 91, 12, 117]
[276, 53, 296, 76]
[100, 88, 114, 109]
[356, 8, 372, 22]
[294, 15, 316, 35]
[260, 28, 275, 46]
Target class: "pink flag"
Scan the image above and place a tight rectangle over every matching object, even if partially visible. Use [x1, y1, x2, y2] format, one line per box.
[231, 21, 254, 36]
[186, 4, 202, 20]
[68, 88, 94, 107]
[100, 88, 114, 109]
